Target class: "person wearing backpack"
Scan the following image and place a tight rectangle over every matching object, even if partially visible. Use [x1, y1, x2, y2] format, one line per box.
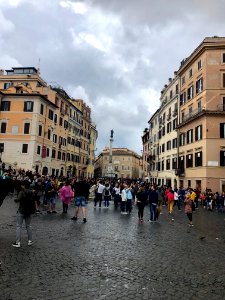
[12, 180, 35, 248]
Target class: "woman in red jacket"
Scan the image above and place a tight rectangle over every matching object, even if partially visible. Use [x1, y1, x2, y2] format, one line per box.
[167, 189, 175, 217]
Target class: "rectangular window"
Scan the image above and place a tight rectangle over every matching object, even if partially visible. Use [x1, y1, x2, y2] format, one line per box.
[22, 144, 28, 153]
[48, 129, 51, 140]
[223, 53, 225, 63]
[48, 109, 54, 120]
[38, 125, 42, 136]
[166, 159, 170, 170]
[57, 151, 61, 160]
[167, 122, 172, 133]
[189, 68, 193, 78]
[198, 101, 202, 112]
[24, 101, 33, 112]
[54, 114, 57, 124]
[187, 129, 193, 144]
[161, 160, 164, 171]
[176, 84, 179, 94]
[179, 133, 185, 146]
[172, 138, 177, 148]
[1, 122, 7, 133]
[37, 145, 41, 155]
[196, 78, 203, 94]
[4, 82, 11, 89]
[59, 117, 63, 126]
[187, 85, 194, 100]
[162, 126, 165, 136]
[178, 156, 185, 173]
[0, 143, 4, 153]
[47, 148, 50, 157]
[0, 101, 11, 111]
[167, 141, 171, 150]
[52, 149, 56, 159]
[173, 118, 178, 130]
[198, 59, 202, 70]
[40, 104, 44, 115]
[172, 157, 177, 169]
[195, 125, 202, 141]
[186, 154, 193, 168]
[24, 123, 30, 134]
[220, 151, 225, 166]
[223, 73, 225, 88]
[53, 134, 57, 143]
[220, 123, 225, 138]
[180, 92, 186, 106]
[182, 76, 185, 85]
[195, 151, 202, 167]
[162, 144, 165, 152]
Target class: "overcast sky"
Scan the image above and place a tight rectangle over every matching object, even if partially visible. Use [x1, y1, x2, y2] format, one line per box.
[0, 0, 225, 155]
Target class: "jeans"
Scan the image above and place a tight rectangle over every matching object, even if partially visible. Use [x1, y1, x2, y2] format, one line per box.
[150, 203, 157, 221]
[16, 213, 32, 242]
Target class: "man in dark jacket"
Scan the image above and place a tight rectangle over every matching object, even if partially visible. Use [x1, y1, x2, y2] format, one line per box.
[12, 180, 35, 248]
[149, 186, 159, 222]
[71, 179, 89, 223]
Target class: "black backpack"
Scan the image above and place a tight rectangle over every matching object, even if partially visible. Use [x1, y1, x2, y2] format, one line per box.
[105, 188, 110, 196]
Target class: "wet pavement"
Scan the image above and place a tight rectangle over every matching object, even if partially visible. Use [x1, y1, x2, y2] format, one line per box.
[1, 196, 225, 300]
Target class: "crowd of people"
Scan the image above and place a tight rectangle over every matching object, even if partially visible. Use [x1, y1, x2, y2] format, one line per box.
[0, 168, 225, 248]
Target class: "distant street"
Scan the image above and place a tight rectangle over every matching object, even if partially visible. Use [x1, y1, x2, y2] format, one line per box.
[1, 196, 225, 300]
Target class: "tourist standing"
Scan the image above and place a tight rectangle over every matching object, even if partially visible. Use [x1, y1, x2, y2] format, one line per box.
[59, 180, 74, 213]
[71, 179, 89, 223]
[184, 194, 194, 227]
[12, 180, 35, 247]
[149, 186, 158, 222]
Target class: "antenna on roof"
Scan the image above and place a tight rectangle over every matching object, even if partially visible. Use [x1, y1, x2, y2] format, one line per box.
[37, 58, 41, 74]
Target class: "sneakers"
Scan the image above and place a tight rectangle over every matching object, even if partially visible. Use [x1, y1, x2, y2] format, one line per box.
[12, 242, 21, 248]
[28, 240, 33, 246]
[83, 218, 87, 223]
[71, 216, 77, 221]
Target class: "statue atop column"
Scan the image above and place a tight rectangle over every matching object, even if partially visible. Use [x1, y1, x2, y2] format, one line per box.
[110, 129, 114, 139]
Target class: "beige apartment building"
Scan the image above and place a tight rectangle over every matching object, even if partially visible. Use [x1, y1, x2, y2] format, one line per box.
[144, 37, 225, 192]
[0, 67, 97, 177]
[94, 148, 141, 179]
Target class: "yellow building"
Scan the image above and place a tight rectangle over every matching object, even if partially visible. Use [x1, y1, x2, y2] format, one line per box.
[95, 148, 141, 179]
[0, 67, 97, 177]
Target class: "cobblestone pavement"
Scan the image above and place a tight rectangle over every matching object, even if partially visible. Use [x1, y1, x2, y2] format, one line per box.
[1, 196, 225, 300]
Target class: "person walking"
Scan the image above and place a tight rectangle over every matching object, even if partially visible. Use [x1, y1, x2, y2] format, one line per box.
[71, 179, 89, 223]
[136, 183, 148, 222]
[103, 183, 111, 208]
[59, 180, 74, 213]
[94, 180, 105, 208]
[167, 188, 175, 220]
[121, 183, 128, 214]
[12, 180, 35, 247]
[149, 186, 158, 222]
[126, 184, 133, 214]
[184, 194, 194, 227]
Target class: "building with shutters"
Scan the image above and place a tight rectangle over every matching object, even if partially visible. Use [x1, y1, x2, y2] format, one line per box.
[143, 37, 225, 192]
[0, 67, 97, 177]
